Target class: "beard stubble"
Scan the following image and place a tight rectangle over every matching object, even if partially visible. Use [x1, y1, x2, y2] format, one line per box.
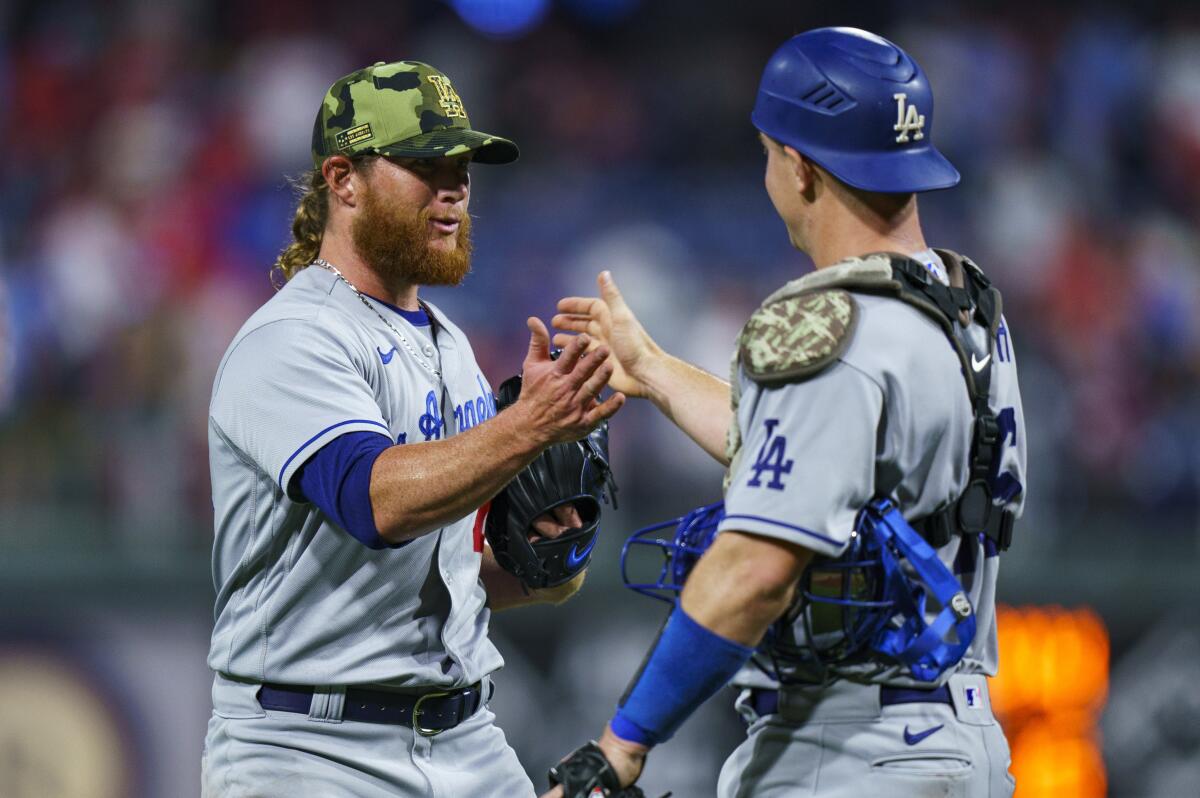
[351, 184, 473, 287]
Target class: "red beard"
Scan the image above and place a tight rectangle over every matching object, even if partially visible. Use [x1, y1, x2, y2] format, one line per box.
[351, 185, 473, 287]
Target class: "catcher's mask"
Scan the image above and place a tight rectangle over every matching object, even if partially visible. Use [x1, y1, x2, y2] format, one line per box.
[484, 373, 616, 589]
[620, 501, 725, 604]
[771, 505, 896, 674]
[620, 499, 975, 683]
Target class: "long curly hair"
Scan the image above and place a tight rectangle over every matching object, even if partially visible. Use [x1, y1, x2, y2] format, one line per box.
[272, 169, 331, 287]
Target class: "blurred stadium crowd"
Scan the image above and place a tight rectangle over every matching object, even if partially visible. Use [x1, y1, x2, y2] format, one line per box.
[5, 0, 1199, 551]
[2, 2, 1199, 795]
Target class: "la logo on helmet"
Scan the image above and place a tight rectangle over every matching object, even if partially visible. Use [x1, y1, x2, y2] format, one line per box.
[893, 92, 926, 143]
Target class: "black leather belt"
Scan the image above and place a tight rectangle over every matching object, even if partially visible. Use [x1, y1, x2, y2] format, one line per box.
[257, 681, 487, 736]
[748, 684, 953, 718]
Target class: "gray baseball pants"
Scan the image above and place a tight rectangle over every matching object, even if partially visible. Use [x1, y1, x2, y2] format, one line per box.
[718, 673, 1015, 798]
[202, 673, 534, 798]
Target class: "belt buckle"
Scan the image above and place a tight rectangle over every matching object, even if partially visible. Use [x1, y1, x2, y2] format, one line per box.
[413, 688, 454, 737]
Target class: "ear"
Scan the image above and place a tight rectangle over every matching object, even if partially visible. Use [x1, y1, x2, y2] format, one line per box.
[783, 144, 820, 201]
[322, 155, 362, 208]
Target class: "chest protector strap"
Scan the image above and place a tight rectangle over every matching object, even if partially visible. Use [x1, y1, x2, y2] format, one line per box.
[881, 252, 1015, 551]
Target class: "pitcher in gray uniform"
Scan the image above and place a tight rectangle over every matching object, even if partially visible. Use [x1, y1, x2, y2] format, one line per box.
[202, 60, 624, 798]
[543, 27, 1023, 798]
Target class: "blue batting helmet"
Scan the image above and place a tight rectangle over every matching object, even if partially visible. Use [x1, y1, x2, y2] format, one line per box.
[751, 26, 960, 194]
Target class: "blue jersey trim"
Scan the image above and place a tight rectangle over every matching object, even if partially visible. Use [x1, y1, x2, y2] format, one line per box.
[721, 513, 840, 547]
[278, 418, 391, 488]
[362, 293, 431, 327]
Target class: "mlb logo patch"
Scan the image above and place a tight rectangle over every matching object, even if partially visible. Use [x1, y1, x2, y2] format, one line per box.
[964, 686, 983, 709]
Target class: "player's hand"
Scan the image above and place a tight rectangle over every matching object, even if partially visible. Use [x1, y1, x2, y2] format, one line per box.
[516, 317, 625, 447]
[538, 726, 648, 798]
[529, 503, 583, 542]
[553, 271, 663, 399]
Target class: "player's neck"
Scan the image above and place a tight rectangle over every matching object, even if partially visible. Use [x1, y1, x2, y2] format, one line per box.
[315, 238, 421, 310]
[806, 196, 927, 270]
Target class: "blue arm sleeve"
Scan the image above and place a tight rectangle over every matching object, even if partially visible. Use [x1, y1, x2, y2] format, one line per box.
[610, 603, 754, 747]
[291, 430, 401, 550]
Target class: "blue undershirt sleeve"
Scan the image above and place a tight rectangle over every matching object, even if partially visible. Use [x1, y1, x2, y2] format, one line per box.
[291, 430, 401, 549]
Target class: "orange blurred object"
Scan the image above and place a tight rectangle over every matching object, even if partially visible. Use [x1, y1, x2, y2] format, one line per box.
[1010, 719, 1107, 798]
[992, 605, 1109, 797]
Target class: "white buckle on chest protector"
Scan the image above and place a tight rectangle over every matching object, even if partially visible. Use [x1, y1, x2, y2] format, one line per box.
[413, 688, 455, 737]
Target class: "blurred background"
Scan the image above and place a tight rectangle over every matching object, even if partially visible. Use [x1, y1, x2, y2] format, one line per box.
[1, 0, 1197, 796]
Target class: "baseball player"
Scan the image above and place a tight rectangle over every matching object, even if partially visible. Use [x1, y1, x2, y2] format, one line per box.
[201, 60, 624, 798]
[543, 27, 1025, 798]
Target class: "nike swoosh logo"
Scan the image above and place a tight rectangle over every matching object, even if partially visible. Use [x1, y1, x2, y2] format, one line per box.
[377, 346, 397, 365]
[971, 352, 991, 372]
[566, 536, 597, 569]
[904, 724, 944, 745]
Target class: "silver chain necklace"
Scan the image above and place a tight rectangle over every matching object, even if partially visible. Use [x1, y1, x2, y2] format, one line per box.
[311, 258, 442, 378]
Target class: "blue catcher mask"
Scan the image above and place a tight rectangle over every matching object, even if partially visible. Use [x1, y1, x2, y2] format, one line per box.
[787, 499, 977, 682]
[858, 499, 977, 681]
[620, 498, 976, 683]
[620, 502, 725, 604]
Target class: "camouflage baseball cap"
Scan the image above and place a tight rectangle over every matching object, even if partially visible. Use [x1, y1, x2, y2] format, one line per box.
[311, 60, 519, 168]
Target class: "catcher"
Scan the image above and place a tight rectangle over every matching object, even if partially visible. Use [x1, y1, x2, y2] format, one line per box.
[542, 27, 1023, 798]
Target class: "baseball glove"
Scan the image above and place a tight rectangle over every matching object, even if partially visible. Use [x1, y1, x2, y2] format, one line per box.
[484, 373, 617, 589]
[548, 742, 659, 798]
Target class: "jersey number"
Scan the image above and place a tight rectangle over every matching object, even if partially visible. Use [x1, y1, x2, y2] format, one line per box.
[992, 407, 1022, 501]
[747, 419, 794, 491]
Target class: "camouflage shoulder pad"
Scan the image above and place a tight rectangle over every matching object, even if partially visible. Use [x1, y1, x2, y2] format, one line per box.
[738, 289, 858, 384]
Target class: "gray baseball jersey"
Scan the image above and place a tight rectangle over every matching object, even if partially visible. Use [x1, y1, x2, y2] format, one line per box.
[207, 264, 503, 689]
[719, 250, 1027, 688]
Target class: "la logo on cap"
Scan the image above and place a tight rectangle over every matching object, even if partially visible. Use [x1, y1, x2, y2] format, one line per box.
[427, 75, 467, 119]
[893, 93, 926, 143]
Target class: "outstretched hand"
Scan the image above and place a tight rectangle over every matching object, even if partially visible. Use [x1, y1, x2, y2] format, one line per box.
[553, 271, 662, 400]
[514, 316, 624, 448]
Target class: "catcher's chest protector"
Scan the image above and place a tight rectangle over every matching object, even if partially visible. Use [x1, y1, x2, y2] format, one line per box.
[727, 250, 1017, 552]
